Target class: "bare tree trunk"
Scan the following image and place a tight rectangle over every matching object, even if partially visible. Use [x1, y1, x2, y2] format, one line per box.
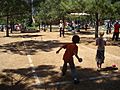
[6, 15, 9, 37]
[62, 16, 65, 37]
[39, 23, 40, 32]
[50, 21, 52, 32]
[95, 12, 99, 38]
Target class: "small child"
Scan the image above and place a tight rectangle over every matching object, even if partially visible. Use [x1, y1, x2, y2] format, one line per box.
[56, 35, 82, 84]
[96, 32, 106, 70]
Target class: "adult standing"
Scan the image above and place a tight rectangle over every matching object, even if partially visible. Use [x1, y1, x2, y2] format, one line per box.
[72, 21, 76, 34]
[106, 21, 112, 34]
[59, 20, 64, 37]
[112, 21, 120, 41]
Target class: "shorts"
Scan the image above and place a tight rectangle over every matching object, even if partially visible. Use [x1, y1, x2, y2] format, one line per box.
[96, 50, 105, 64]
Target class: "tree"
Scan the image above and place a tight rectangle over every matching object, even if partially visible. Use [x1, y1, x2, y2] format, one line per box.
[0, 0, 29, 36]
[112, 1, 120, 19]
[84, 0, 112, 38]
[111, 0, 120, 4]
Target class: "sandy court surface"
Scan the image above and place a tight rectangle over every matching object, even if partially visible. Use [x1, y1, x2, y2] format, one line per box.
[0, 30, 120, 90]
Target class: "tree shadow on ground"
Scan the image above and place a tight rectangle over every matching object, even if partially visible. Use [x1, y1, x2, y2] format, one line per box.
[100, 66, 118, 72]
[1, 65, 58, 90]
[65, 32, 75, 36]
[80, 37, 120, 47]
[1, 65, 120, 90]
[0, 73, 32, 90]
[79, 30, 95, 35]
[98, 37, 120, 47]
[65, 30, 94, 36]
[2, 65, 58, 79]
[0, 40, 67, 55]
[80, 37, 95, 45]
[107, 38, 120, 47]
[32, 66, 120, 90]
[0, 37, 119, 56]
[9, 34, 43, 38]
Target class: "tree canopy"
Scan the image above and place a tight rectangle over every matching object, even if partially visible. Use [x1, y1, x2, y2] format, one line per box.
[0, 0, 120, 37]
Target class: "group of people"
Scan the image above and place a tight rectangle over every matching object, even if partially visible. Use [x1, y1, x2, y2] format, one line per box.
[59, 20, 90, 37]
[57, 20, 120, 84]
[56, 31, 107, 84]
[59, 20, 76, 37]
[59, 20, 120, 41]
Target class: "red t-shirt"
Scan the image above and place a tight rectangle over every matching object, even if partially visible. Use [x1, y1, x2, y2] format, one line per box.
[62, 43, 78, 62]
[114, 23, 120, 33]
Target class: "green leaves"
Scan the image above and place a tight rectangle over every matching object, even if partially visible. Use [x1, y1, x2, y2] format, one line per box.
[0, 0, 29, 20]
[1, 0, 119, 24]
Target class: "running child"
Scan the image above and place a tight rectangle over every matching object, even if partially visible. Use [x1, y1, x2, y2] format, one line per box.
[56, 35, 82, 84]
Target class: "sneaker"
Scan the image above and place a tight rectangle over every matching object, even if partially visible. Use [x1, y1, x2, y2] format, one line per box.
[74, 78, 80, 84]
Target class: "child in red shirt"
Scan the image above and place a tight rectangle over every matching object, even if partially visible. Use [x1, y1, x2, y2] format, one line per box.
[56, 35, 82, 84]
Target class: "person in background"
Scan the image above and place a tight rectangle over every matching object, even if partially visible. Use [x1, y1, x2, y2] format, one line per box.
[112, 21, 120, 41]
[59, 20, 64, 37]
[106, 20, 112, 34]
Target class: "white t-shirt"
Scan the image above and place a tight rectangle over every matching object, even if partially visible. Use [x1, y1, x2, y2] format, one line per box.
[59, 23, 63, 28]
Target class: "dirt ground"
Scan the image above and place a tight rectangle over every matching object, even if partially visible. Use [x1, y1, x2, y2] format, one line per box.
[0, 29, 120, 90]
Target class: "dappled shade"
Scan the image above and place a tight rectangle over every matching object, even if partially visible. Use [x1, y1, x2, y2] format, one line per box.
[1, 65, 120, 89]
[0, 40, 65, 55]
[9, 34, 43, 38]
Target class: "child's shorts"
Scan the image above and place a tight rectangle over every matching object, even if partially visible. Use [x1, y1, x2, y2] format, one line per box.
[96, 50, 105, 64]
